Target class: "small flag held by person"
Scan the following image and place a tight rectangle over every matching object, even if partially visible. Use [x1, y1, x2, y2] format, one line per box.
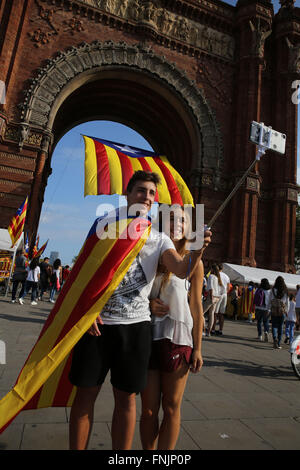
[83, 135, 194, 206]
[8, 197, 28, 247]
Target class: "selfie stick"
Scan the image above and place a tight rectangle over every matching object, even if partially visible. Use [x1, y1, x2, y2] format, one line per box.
[206, 123, 274, 229]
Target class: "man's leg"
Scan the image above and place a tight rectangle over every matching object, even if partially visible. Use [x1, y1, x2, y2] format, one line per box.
[69, 385, 101, 450]
[140, 369, 161, 450]
[111, 387, 137, 450]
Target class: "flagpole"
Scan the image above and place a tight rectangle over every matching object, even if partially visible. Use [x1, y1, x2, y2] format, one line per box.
[4, 248, 17, 298]
[207, 146, 266, 229]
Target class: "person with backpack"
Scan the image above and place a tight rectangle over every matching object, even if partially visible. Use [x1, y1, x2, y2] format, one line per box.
[254, 278, 271, 342]
[267, 276, 290, 349]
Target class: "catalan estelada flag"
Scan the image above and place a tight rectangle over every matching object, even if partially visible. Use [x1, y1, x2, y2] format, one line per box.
[33, 239, 49, 259]
[83, 136, 194, 206]
[7, 197, 28, 247]
[0, 211, 151, 433]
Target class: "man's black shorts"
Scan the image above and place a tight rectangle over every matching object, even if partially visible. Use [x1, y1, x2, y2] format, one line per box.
[69, 321, 152, 394]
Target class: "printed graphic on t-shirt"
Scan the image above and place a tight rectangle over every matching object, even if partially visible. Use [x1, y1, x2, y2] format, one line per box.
[101, 256, 149, 320]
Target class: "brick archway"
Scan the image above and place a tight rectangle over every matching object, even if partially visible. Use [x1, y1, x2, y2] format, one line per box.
[1, 0, 299, 271]
[20, 40, 223, 174]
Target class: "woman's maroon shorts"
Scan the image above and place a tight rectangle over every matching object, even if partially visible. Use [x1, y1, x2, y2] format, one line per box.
[148, 338, 192, 373]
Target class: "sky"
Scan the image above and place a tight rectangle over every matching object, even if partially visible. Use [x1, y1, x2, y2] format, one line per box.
[37, 0, 300, 266]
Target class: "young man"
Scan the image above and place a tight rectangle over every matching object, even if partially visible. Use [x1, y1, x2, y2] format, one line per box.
[214, 263, 231, 335]
[69, 171, 211, 450]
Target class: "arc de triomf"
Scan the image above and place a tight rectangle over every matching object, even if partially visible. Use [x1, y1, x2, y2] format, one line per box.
[0, 0, 299, 272]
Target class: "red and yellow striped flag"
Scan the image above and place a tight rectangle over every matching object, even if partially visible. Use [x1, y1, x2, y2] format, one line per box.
[0, 212, 151, 433]
[84, 136, 194, 206]
[7, 197, 28, 247]
[33, 239, 48, 259]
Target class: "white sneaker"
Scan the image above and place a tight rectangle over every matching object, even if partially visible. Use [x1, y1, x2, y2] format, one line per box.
[258, 335, 262, 341]
[264, 332, 269, 342]
[18, 298, 24, 305]
[49, 299, 55, 303]
[11, 300, 16, 303]
[31, 301, 37, 306]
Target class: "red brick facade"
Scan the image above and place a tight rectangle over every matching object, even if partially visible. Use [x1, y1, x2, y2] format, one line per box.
[0, 0, 299, 271]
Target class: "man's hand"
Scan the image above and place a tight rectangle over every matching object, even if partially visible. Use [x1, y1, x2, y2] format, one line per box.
[150, 298, 169, 317]
[87, 315, 103, 336]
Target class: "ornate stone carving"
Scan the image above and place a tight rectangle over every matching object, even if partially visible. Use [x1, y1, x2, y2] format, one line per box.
[249, 19, 271, 58]
[286, 38, 300, 74]
[19, 41, 223, 170]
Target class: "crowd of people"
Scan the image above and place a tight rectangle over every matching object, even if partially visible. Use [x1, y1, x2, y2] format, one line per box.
[10, 251, 71, 306]
[202, 263, 300, 351]
[5, 170, 300, 451]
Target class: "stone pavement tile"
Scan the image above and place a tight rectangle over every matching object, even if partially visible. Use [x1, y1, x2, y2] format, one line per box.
[13, 407, 68, 425]
[0, 423, 23, 450]
[184, 373, 225, 394]
[241, 417, 300, 450]
[191, 392, 259, 419]
[230, 392, 300, 418]
[20, 422, 69, 450]
[86, 422, 113, 450]
[199, 368, 264, 394]
[181, 419, 274, 450]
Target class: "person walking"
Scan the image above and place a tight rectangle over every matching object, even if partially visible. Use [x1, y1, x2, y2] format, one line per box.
[295, 285, 300, 331]
[39, 257, 51, 300]
[254, 278, 271, 342]
[230, 284, 240, 320]
[284, 293, 296, 347]
[206, 264, 222, 336]
[214, 263, 230, 335]
[18, 257, 40, 306]
[49, 259, 62, 303]
[11, 249, 27, 303]
[140, 205, 204, 450]
[268, 276, 289, 349]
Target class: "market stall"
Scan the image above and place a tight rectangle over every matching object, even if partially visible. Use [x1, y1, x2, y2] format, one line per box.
[0, 229, 24, 295]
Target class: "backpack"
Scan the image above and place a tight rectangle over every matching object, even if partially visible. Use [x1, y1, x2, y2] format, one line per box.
[254, 288, 265, 307]
[271, 290, 287, 317]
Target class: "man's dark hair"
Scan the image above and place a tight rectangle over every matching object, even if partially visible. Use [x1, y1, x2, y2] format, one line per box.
[126, 171, 161, 193]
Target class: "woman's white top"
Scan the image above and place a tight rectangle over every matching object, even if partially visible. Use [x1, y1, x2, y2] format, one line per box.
[26, 266, 40, 283]
[207, 274, 221, 298]
[150, 273, 193, 348]
[287, 300, 296, 322]
[53, 268, 61, 280]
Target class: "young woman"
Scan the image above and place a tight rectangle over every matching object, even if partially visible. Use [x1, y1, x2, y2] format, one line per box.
[140, 206, 204, 450]
[18, 257, 40, 306]
[49, 258, 62, 303]
[268, 276, 289, 349]
[254, 278, 271, 342]
[206, 263, 222, 336]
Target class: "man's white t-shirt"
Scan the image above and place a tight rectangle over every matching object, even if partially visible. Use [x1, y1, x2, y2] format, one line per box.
[219, 271, 230, 296]
[101, 228, 175, 325]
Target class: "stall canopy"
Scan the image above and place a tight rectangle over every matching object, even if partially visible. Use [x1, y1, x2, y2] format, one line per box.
[0, 229, 23, 253]
[223, 263, 300, 291]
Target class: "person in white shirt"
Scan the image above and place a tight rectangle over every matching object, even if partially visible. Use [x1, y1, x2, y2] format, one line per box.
[18, 257, 40, 306]
[214, 263, 230, 335]
[206, 264, 222, 336]
[285, 294, 296, 345]
[295, 285, 300, 331]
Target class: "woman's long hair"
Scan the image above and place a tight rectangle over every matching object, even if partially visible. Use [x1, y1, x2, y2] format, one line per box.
[53, 259, 61, 270]
[210, 263, 223, 287]
[260, 278, 270, 290]
[159, 207, 191, 291]
[273, 276, 288, 299]
[29, 257, 39, 271]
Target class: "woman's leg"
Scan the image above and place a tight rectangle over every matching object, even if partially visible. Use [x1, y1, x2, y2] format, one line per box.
[140, 369, 161, 450]
[157, 361, 190, 450]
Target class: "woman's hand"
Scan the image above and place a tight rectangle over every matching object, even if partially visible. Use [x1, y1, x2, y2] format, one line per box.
[87, 315, 103, 336]
[190, 349, 203, 373]
[150, 298, 169, 317]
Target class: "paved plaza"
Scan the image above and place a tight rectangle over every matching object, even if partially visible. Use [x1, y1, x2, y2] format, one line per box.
[0, 296, 300, 451]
